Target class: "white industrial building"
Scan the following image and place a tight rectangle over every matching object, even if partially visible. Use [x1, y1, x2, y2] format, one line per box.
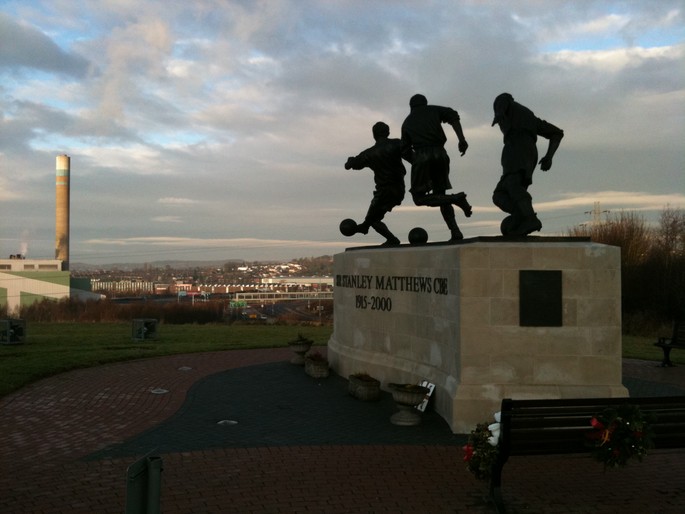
[0, 258, 70, 313]
[0, 155, 101, 315]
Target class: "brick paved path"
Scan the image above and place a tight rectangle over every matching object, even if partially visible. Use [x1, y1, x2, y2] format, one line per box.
[0, 351, 683, 513]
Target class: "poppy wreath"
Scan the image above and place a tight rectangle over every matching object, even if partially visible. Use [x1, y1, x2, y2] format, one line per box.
[462, 412, 501, 480]
[587, 404, 654, 469]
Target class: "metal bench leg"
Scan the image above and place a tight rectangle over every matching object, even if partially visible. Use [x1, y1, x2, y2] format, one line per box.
[490, 462, 507, 514]
[659, 346, 674, 367]
[490, 485, 507, 514]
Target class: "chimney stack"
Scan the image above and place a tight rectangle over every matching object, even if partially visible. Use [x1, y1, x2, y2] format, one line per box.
[55, 154, 70, 270]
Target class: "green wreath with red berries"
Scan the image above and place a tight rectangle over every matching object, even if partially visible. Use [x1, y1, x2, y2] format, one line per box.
[587, 404, 654, 469]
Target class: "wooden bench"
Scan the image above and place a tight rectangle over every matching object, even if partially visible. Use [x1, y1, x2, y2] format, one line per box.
[490, 396, 685, 513]
[654, 320, 685, 367]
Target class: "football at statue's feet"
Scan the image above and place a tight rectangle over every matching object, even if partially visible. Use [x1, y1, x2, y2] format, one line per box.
[408, 227, 428, 245]
[339, 218, 358, 237]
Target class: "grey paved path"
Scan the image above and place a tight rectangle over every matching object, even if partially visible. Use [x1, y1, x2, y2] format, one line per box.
[0, 350, 684, 513]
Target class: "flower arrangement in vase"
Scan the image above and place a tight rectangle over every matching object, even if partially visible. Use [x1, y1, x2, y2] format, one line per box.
[287, 333, 313, 365]
[304, 351, 329, 378]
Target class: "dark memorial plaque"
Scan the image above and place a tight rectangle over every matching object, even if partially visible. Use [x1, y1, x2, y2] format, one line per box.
[519, 270, 562, 327]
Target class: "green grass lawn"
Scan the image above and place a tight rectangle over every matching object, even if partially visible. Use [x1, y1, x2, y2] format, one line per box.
[622, 334, 683, 365]
[0, 322, 332, 398]
[0, 323, 680, 400]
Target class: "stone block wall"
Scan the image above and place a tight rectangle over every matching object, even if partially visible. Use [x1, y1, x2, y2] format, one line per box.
[327, 238, 628, 434]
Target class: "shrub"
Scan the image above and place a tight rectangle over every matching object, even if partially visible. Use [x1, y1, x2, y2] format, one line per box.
[18, 297, 224, 324]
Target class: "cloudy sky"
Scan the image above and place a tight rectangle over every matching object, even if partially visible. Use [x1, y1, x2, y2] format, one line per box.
[1, 0, 683, 265]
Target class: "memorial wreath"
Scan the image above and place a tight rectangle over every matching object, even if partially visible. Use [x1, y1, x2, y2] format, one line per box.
[462, 412, 501, 480]
[587, 404, 654, 469]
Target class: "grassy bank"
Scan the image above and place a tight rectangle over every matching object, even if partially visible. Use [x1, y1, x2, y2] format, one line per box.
[622, 334, 681, 365]
[0, 323, 679, 400]
[0, 322, 332, 398]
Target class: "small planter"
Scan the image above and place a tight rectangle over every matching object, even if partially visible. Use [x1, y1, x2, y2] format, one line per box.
[348, 373, 381, 401]
[304, 352, 329, 378]
[388, 383, 430, 426]
[132, 318, 158, 341]
[287, 334, 313, 365]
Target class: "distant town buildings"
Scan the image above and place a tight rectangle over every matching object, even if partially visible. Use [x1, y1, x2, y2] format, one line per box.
[1, 254, 334, 314]
[88, 275, 333, 297]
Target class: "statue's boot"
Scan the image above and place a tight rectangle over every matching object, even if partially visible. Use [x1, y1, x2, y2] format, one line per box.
[355, 221, 370, 235]
[450, 192, 473, 217]
[442, 210, 464, 242]
[416, 193, 472, 217]
[372, 221, 400, 246]
[448, 222, 464, 242]
[511, 200, 542, 236]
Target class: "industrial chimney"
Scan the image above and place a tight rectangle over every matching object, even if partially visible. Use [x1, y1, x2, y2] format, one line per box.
[55, 154, 70, 270]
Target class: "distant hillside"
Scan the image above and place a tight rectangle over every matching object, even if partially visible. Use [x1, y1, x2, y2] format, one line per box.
[70, 255, 332, 272]
[70, 259, 253, 271]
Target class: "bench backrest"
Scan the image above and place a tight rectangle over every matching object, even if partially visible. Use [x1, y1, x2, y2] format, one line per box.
[500, 396, 685, 457]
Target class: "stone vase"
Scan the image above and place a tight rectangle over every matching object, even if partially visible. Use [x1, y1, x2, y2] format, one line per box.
[389, 383, 430, 426]
[288, 338, 313, 365]
[304, 356, 329, 378]
[348, 374, 381, 401]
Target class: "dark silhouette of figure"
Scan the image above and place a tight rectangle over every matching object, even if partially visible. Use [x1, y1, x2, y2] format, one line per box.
[491, 93, 564, 236]
[344, 121, 411, 246]
[401, 94, 472, 242]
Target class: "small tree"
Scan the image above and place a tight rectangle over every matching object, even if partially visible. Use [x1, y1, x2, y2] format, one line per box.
[654, 206, 685, 259]
[568, 208, 685, 332]
[569, 211, 651, 266]
[651, 207, 685, 318]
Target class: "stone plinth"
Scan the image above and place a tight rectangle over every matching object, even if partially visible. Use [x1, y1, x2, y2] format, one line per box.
[327, 237, 628, 434]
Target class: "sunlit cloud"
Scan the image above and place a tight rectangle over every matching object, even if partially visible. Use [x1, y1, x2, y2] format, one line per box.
[157, 197, 198, 205]
[538, 44, 681, 71]
[83, 236, 351, 256]
[539, 191, 685, 212]
[151, 216, 182, 223]
[78, 145, 173, 175]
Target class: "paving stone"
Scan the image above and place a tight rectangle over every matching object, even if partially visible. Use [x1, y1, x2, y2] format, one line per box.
[0, 350, 683, 513]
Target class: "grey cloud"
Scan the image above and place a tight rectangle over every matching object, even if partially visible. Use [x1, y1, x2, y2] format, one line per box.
[0, 97, 136, 162]
[0, 12, 90, 77]
[613, 45, 685, 94]
[0, 100, 72, 156]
